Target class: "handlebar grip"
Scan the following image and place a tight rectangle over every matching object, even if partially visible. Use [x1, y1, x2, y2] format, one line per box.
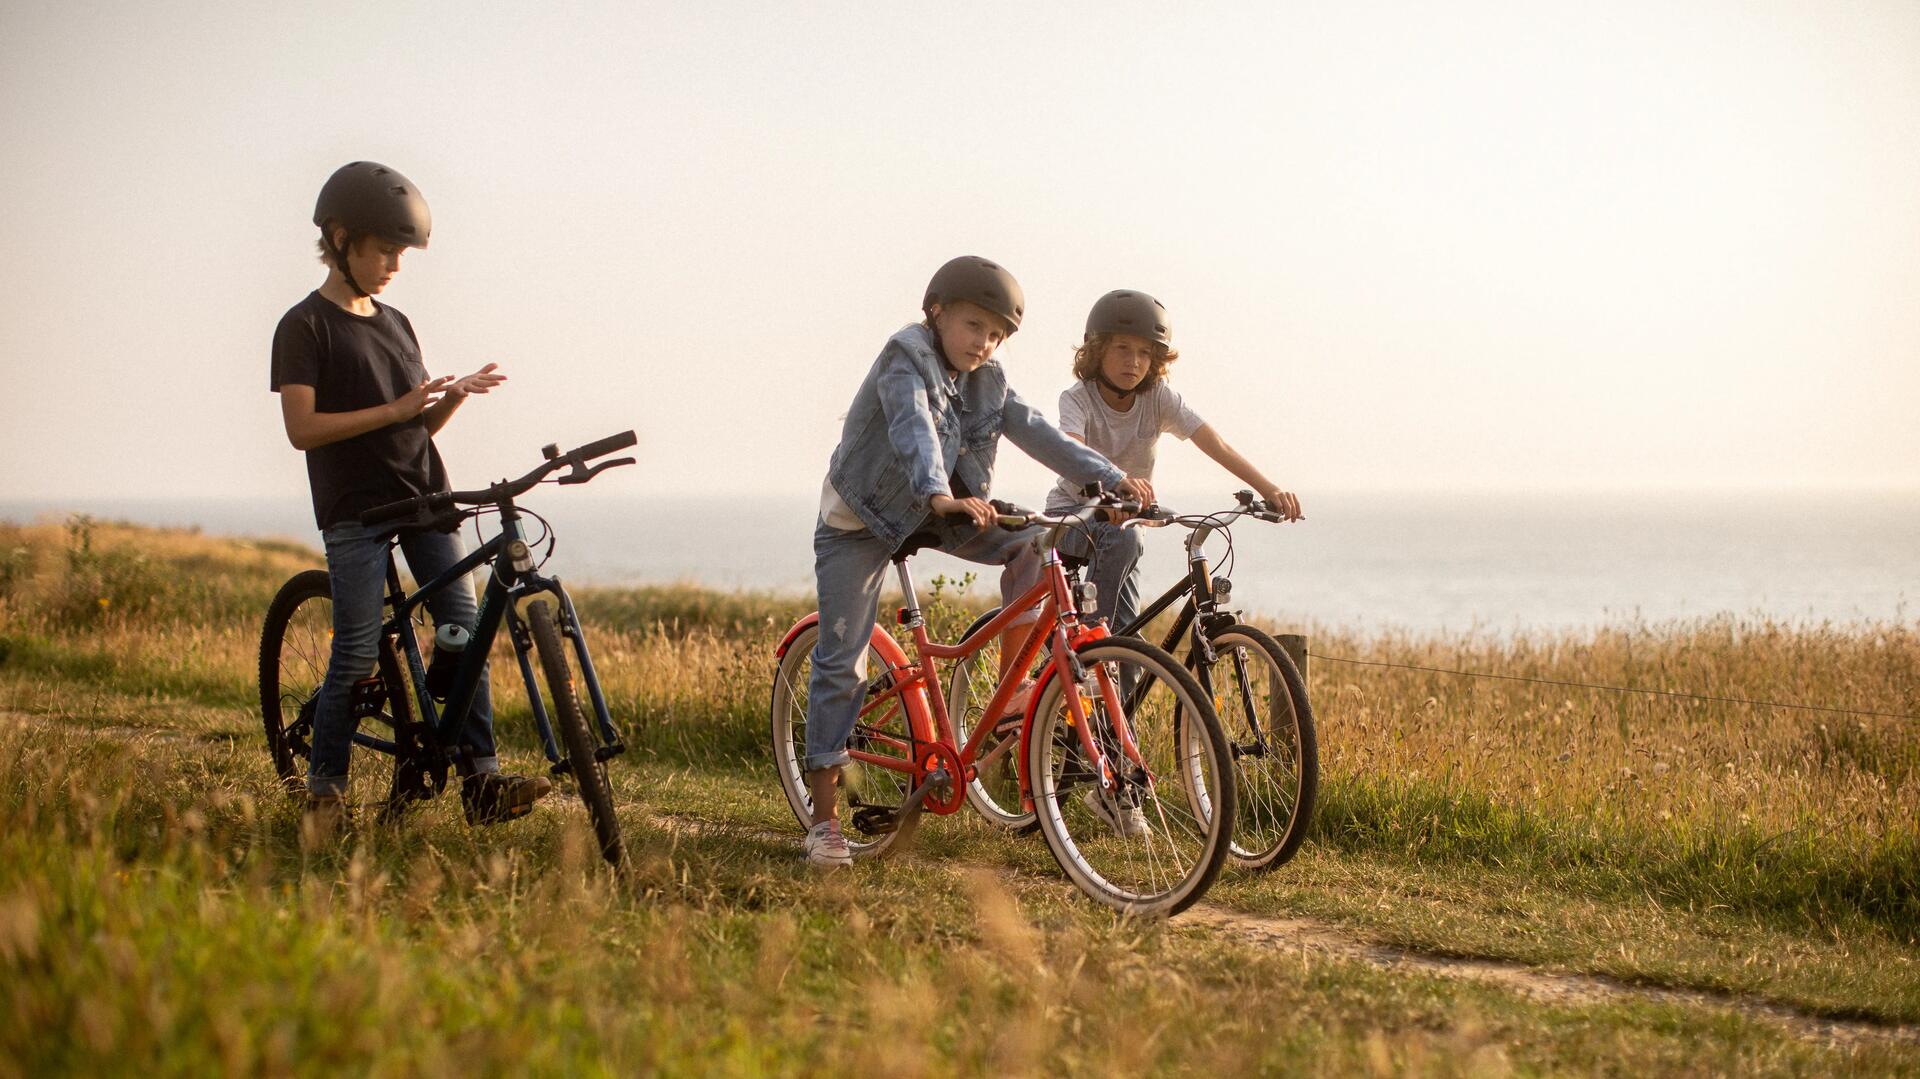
[571, 430, 637, 462]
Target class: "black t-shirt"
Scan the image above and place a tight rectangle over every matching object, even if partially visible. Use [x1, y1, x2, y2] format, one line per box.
[270, 291, 450, 530]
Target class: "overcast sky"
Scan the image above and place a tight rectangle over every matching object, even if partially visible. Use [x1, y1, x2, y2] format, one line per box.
[2, 1, 1915, 507]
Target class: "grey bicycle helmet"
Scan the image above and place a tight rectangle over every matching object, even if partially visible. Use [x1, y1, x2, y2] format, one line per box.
[313, 161, 432, 249]
[1085, 289, 1170, 345]
[922, 256, 1025, 333]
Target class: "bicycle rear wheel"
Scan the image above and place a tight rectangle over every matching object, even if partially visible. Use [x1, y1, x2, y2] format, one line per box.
[526, 599, 625, 867]
[770, 622, 920, 858]
[946, 607, 1039, 833]
[258, 569, 397, 809]
[1200, 625, 1318, 871]
[1027, 636, 1235, 916]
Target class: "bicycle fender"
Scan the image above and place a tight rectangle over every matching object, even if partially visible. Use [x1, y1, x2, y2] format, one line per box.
[773, 614, 820, 658]
[774, 613, 934, 732]
[857, 627, 936, 733]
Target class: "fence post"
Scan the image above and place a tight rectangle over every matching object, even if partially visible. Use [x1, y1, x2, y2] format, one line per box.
[1277, 633, 1309, 683]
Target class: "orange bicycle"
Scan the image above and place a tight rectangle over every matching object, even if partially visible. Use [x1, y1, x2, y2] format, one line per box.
[770, 500, 1237, 916]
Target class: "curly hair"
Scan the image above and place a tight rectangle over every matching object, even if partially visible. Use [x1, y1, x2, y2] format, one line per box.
[1071, 333, 1180, 390]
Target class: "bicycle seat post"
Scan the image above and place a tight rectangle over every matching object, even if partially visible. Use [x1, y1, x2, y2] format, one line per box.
[893, 559, 924, 630]
[383, 550, 407, 609]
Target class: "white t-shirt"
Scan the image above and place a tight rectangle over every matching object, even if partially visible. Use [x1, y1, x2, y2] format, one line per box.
[1048, 379, 1204, 509]
[819, 475, 866, 531]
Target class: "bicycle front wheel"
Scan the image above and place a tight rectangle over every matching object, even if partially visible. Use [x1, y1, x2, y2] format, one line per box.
[526, 599, 626, 868]
[258, 569, 396, 808]
[1201, 625, 1318, 871]
[1027, 636, 1235, 916]
[770, 622, 918, 859]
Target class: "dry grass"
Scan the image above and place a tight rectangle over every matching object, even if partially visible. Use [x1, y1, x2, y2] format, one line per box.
[1300, 620, 1919, 840]
[0, 518, 1915, 1074]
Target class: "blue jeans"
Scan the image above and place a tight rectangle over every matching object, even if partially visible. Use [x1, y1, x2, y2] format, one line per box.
[804, 516, 1044, 772]
[1058, 520, 1145, 633]
[308, 522, 498, 796]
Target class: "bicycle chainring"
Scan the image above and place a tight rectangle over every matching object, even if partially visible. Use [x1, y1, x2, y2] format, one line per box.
[916, 743, 966, 815]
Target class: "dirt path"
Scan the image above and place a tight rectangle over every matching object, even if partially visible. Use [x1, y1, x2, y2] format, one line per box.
[639, 806, 1920, 1049]
[1178, 905, 1919, 1049]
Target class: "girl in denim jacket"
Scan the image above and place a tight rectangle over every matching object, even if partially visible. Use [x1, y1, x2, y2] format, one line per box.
[803, 256, 1152, 866]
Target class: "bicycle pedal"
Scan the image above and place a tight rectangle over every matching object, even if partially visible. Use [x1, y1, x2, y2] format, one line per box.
[850, 804, 898, 835]
[347, 677, 387, 720]
[847, 793, 905, 836]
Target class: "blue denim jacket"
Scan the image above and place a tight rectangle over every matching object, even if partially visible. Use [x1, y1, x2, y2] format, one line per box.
[827, 324, 1125, 549]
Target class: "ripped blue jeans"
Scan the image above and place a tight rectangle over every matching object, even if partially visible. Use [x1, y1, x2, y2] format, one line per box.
[804, 516, 1043, 772]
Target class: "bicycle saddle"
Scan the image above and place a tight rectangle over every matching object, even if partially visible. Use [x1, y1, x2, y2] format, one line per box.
[890, 529, 944, 562]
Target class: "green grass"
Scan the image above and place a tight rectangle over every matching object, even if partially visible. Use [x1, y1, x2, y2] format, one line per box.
[0, 519, 1916, 1075]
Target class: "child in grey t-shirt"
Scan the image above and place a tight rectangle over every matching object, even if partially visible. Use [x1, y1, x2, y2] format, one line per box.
[1052, 290, 1305, 631]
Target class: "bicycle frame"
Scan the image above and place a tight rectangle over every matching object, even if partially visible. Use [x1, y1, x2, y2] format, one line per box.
[1112, 511, 1272, 753]
[776, 545, 1143, 814]
[360, 500, 622, 774]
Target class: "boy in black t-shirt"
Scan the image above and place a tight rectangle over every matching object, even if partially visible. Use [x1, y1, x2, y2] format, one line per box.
[270, 161, 551, 839]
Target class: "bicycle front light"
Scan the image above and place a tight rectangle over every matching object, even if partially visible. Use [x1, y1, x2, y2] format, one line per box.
[508, 539, 534, 574]
[1073, 581, 1098, 614]
[1212, 576, 1232, 603]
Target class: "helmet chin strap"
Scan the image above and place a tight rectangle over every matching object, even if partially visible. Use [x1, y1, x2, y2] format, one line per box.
[1097, 370, 1143, 401]
[329, 236, 371, 298]
[926, 320, 962, 378]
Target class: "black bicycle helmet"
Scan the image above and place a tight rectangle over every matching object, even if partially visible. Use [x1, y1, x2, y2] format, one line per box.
[1085, 289, 1170, 345]
[313, 161, 432, 249]
[922, 256, 1025, 333]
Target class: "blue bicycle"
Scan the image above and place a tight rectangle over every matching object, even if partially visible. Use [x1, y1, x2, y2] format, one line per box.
[258, 432, 636, 865]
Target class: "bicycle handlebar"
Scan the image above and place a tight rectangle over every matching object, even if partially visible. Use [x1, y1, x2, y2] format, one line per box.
[991, 498, 1164, 532]
[357, 430, 637, 527]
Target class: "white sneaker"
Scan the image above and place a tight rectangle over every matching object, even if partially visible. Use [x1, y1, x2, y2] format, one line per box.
[804, 818, 853, 867]
[1081, 787, 1149, 839]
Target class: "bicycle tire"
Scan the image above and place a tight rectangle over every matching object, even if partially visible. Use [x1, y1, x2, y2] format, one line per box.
[1198, 625, 1319, 871]
[526, 599, 626, 868]
[258, 569, 397, 806]
[1027, 635, 1235, 916]
[946, 607, 1040, 833]
[769, 622, 918, 859]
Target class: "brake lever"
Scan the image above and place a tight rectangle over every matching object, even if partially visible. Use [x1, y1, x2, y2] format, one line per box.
[557, 456, 636, 485]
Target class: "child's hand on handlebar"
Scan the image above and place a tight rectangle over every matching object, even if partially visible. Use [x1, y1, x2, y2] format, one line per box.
[1263, 489, 1304, 521]
[930, 493, 999, 529]
[1118, 477, 1155, 505]
[1104, 477, 1156, 520]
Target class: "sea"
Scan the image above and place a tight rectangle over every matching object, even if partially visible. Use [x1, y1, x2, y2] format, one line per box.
[3, 490, 1915, 637]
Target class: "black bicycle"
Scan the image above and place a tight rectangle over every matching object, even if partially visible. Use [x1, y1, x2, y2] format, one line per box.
[950, 490, 1317, 871]
[258, 432, 637, 866]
